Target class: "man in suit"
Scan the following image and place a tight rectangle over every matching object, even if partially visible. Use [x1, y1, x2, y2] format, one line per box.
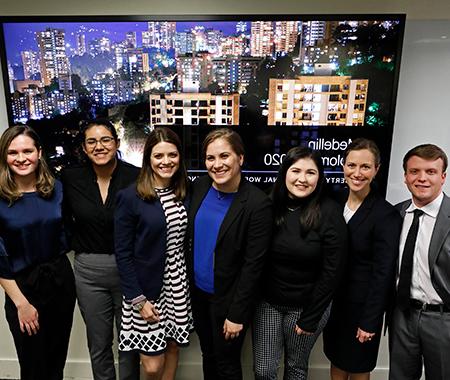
[389, 144, 450, 380]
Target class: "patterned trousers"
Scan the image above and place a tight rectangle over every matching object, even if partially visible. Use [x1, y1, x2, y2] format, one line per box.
[252, 301, 331, 380]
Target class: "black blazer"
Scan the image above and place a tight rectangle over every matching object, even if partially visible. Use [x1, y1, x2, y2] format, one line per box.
[186, 176, 273, 325]
[336, 189, 402, 332]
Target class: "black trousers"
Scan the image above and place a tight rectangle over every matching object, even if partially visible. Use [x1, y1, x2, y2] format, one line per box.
[192, 287, 247, 380]
[4, 255, 76, 380]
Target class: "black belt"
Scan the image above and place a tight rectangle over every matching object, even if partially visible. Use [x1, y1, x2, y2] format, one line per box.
[410, 299, 450, 312]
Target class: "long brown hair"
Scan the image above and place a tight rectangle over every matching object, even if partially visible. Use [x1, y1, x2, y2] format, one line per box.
[136, 127, 187, 201]
[0, 125, 55, 203]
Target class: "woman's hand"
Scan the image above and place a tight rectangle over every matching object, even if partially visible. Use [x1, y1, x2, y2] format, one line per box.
[223, 319, 243, 340]
[17, 302, 39, 336]
[294, 325, 313, 336]
[0, 279, 39, 336]
[139, 301, 160, 323]
[356, 327, 375, 343]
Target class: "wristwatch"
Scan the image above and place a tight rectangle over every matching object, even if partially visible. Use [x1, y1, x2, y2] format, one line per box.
[134, 300, 147, 312]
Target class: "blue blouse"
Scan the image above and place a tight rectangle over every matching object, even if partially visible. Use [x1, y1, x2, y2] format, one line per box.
[193, 186, 235, 294]
[0, 180, 67, 279]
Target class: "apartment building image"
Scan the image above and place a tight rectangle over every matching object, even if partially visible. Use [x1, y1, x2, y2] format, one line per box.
[268, 76, 368, 126]
[149, 92, 239, 127]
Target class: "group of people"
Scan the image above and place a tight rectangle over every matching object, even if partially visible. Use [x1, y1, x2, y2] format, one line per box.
[0, 120, 448, 380]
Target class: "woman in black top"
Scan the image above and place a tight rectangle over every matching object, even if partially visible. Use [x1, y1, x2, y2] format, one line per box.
[61, 119, 139, 380]
[323, 138, 401, 380]
[252, 146, 347, 380]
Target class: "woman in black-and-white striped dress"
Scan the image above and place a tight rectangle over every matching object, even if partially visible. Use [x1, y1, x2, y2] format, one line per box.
[115, 127, 192, 380]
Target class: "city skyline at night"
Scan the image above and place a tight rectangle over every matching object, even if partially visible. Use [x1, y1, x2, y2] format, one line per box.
[0, 15, 405, 192]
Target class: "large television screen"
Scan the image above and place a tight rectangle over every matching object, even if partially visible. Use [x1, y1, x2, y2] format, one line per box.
[0, 15, 405, 192]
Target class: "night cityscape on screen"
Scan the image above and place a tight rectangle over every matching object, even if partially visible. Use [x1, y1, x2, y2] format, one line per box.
[4, 19, 400, 127]
[0, 17, 403, 184]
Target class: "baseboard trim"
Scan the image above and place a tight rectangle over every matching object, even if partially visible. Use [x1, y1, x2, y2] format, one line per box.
[0, 359, 390, 380]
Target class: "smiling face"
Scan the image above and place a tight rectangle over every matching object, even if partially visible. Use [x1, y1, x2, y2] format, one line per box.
[404, 155, 446, 207]
[6, 134, 42, 181]
[150, 141, 180, 188]
[285, 157, 319, 199]
[205, 137, 243, 193]
[343, 149, 379, 196]
[82, 125, 119, 168]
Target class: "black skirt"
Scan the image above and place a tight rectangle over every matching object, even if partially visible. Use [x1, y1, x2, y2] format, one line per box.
[323, 299, 383, 373]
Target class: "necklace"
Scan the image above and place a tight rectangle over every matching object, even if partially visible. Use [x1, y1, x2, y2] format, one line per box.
[287, 206, 301, 212]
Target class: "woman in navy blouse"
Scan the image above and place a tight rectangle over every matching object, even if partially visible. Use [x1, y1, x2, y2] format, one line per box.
[0, 125, 76, 380]
[115, 127, 192, 380]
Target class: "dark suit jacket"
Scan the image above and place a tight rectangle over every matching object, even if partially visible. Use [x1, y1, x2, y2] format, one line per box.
[336, 189, 402, 332]
[114, 184, 187, 301]
[186, 176, 273, 325]
[396, 193, 450, 308]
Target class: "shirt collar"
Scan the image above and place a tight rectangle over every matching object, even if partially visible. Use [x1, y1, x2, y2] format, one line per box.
[406, 192, 444, 218]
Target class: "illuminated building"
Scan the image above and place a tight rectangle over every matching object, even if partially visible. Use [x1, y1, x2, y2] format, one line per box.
[220, 35, 247, 57]
[175, 31, 194, 55]
[21, 51, 40, 80]
[212, 56, 262, 93]
[250, 21, 274, 57]
[205, 29, 223, 56]
[274, 21, 300, 54]
[301, 21, 327, 46]
[144, 22, 176, 50]
[76, 33, 86, 55]
[176, 53, 214, 92]
[236, 21, 247, 34]
[90, 37, 111, 55]
[268, 76, 369, 126]
[149, 92, 239, 126]
[126, 31, 137, 48]
[36, 28, 71, 90]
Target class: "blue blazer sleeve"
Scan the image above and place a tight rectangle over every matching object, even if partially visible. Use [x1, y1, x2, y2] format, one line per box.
[114, 187, 144, 300]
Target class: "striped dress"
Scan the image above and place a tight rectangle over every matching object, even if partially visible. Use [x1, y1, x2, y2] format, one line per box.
[119, 187, 193, 354]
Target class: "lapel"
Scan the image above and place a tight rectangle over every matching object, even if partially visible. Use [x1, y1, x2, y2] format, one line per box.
[347, 189, 378, 232]
[216, 179, 249, 245]
[189, 176, 212, 220]
[396, 199, 411, 218]
[429, 194, 450, 273]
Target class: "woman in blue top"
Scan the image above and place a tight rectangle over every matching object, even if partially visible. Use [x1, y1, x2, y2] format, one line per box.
[115, 127, 192, 380]
[186, 128, 273, 380]
[0, 125, 76, 380]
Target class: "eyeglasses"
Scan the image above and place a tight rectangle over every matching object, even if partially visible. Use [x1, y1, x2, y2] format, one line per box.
[84, 136, 115, 150]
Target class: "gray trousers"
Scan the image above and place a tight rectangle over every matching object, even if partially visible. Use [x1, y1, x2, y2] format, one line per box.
[74, 253, 140, 380]
[252, 301, 331, 380]
[389, 306, 450, 380]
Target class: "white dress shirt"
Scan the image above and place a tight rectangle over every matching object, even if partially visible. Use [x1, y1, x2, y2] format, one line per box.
[398, 192, 444, 304]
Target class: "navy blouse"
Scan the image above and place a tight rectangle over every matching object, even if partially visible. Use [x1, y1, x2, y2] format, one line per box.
[0, 180, 67, 279]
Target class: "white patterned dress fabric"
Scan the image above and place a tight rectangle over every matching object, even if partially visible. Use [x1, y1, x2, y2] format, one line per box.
[119, 187, 193, 354]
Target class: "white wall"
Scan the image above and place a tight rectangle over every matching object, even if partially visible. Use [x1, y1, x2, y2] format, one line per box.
[1, 1, 450, 379]
[387, 19, 450, 203]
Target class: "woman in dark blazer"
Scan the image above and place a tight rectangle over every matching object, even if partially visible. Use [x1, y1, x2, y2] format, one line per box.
[115, 127, 192, 380]
[186, 128, 272, 380]
[323, 138, 402, 380]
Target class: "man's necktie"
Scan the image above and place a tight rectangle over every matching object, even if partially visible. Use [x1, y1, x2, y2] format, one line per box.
[397, 209, 424, 310]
